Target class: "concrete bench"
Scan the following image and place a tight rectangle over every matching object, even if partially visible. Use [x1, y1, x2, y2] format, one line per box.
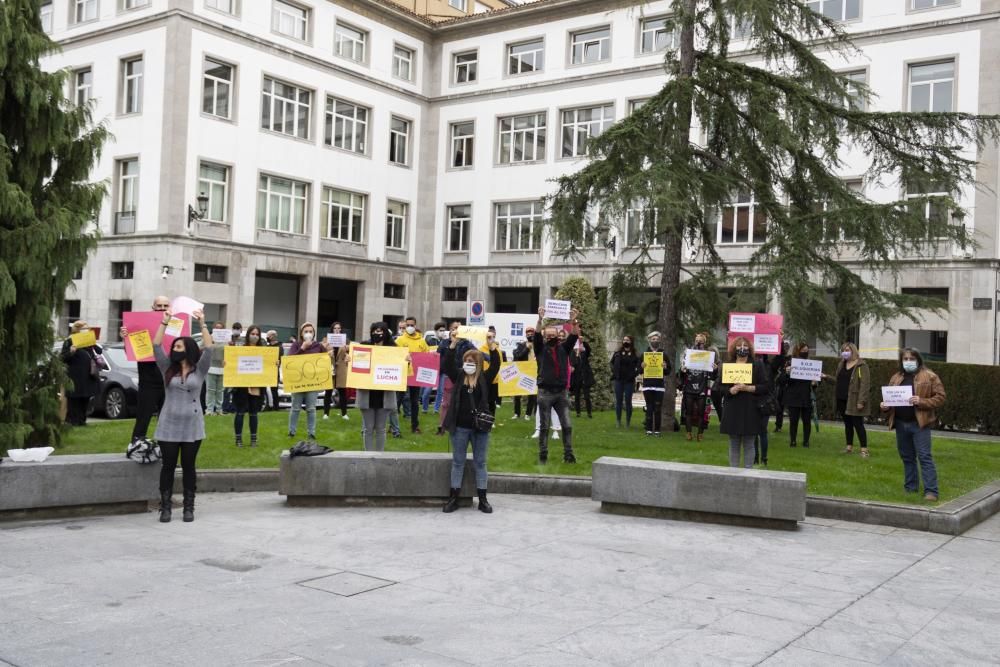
[592, 457, 807, 530]
[279, 451, 477, 507]
[0, 453, 159, 521]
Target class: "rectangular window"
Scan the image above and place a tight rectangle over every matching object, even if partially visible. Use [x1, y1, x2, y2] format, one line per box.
[443, 287, 468, 301]
[561, 105, 614, 158]
[640, 16, 676, 53]
[806, 0, 860, 21]
[495, 201, 543, 251]
[271, 0, 307, 40]
[334, 22, 367, 63]
[198, 161, 229, 223]
[718, 191, 766, 244]
[61, 300, 82, 335]
[41, 1, 54, 32]
[454, 51, 478, 84]
[321, 187, 366, 243]
[498, 112, 546, 164]
[110, 300, 132, 341]
[257, 174, 308, 234]
[74, 0, 98, 23]
[624, 204, 661, 247]
[121, 0, 150, 10]
[508, 39, 544, 75]
[206, 0, 237, 14]
[115, 158, 139, 234]
[202, 59, 233, 119]
[908, 60, 954, 112]
[194, 264, 228, 283]
[817, 179, 863, 240]
[393, 45, 414, 81]
[843, 70, 867, 111]
[448, 205, 471, 252]
[911, 0, 958, 9]
[261, 77, 311, 139]
[389, 116, 410, 166]
[74, 68, 93, 107]
[904, 179, 950, 229]
[732, 17, 751, 40]
[111, 261, 134, 280]
[901, 287, 949, 301]
[570, 27, 610, 65]
[324, 98, 368, 154]
[629, 98, 650, 115]
[448, 0, 467, 10]
[120, 57, 143, 114]
[386, 200, 407, 250]
[384, 283, 406, 299]
[451, 121, 474, 168]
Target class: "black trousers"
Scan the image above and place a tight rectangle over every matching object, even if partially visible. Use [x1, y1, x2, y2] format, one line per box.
[573, 385, 592, 417]
[514, 395, 536, 417]
[407, 386, 421, 429]
[787, 406, 813, 445]
[838, 399, 868, 447]
[159, 440, 201, 493]
[644, 390, 664, 432]
[66, 396, 90, 426]
[710, 388, 725, 426]
[132, 380, 165, 441]
[682, 393, 706, 434]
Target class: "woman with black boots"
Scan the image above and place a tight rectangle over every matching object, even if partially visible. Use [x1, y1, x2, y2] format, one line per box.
[610, 335, 642, 428]
[441, 332, 501, 514]
[231, 325, 267, 448]
[152, 307, 213, 523]
[61, 320, 105, 426]
[641, 331, 671, 436]
[679, 332, 712, 441]
[781, 342, 820, 448]
[571, 334, 594, 418]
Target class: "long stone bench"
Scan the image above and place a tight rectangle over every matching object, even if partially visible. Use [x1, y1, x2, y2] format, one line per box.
[279, 451, 477, 507]
[0, 453, 159, 521]
[592, 457, 807, 530]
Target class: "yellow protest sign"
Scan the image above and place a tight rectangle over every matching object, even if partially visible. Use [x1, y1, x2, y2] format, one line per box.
[456, 326, 488, 346]
[70, 330, 97, 348]
[128, 331, 154, 361]
[498, 361, 538, 397]
[345, 344, 408, 391]
[722, 363, 753, 384]
[643, 352, 664, 379]
[224, 346, 279, 388]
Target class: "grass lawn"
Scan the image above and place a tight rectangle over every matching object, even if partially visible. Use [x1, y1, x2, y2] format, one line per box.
[57, 404, 1000, 506]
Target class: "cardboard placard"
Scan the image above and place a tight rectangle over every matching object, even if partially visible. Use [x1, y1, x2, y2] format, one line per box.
[282, 353, 333, 393]
[211, 328, 233, 344]
[407, 352, 440, 388]
[127, 331, 154, 360]
[790, 358, 823, 381]
[346, 345, 408, 391]
[722, 363, 754, 384]
[684, 349, 715, 372]
[223, 346, 279, 388]
[727, 312, 784, 354]
[643, 352, 664, 379]
[498, 361, 538, 397]
[170, 295, 204, 315]
[882, 385, 914, 407]
[455, 326, 489, 346]
[544, 299, 572, 321]
[327, 333, 347, 348]
[70, 330, 97, 348]
[123, 311, 191, 362]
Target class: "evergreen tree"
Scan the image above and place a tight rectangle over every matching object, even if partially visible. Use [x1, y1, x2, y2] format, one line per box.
[548, 0, 1000, 423]
[0, 0, 108, 452]
[554, 277, 611, 410]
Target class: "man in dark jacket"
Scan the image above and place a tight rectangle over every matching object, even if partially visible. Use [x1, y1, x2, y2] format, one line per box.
[533, 305, 580, 464]
[121, 295, 169, 442]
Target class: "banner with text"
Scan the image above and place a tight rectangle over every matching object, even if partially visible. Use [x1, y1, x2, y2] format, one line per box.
[123, 311, 191, 362]
[345, 344, 408, 391]
[224, 346, 279, 388]
[727, 312, 784, 355]
[282, 353, 333, 393]
[498, 361, 538, 397]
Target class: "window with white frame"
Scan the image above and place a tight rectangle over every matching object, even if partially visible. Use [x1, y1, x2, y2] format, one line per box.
[624, 204, 662, 247]
[120, 57, 143, 114]
[911, 0, 958, 9]
[842, 70, 867, 111]
[41, 1, 54, 32]
[629, 98, 650, 115]
[257, 174, 308, 234]
[393, 45, 414, 81]
[449, 0, 467, 10]
[448, 205, 471, 251]
[719, 191, 766, 244]
[570, 27, 610, 65]
[454, 51, 478, 84]
[806, 0, 860, 21]
[386, 200, 408, 250]
[908, 60, 954, 112]
[74, 68, 92, 107]
[495, 201, 543, 251]
[261, 77, 311, 139]
[271, 0, 307, 40]
[325, 98, 368, 153]
[508, 39, 544, 75]
[321, 187, 366, 243]
[202, 59, 233, 119]
[206, 0, 237, 14]
[561, 105, 614, 158]
[334, 22, 367, 63]
[731, 17, 751, 40]
[815, 179, 863, 240]
[73, 0, 98, 23]
[904, 178, 950, 229]
[640, 16, 677, 53]
[451, 121, 474, 168]
[121, 0, 150, 10]
[117, 159, 139, 215]
[389, 116, 410, 166]
[198, 162, 230, 223]
[498, 112, 546, 164]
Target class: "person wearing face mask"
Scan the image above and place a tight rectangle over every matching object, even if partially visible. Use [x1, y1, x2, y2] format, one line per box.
[229, 325, 268, 448]
[610, 335, 642, 428]
[641, 331, 672, 437]
[265, 330, 283, 410]
[881, 348, 946, 501]
[679, 332, 713, 442]
[512, 327, 538, 420]
[286, 322, 330, 441]
[421, 322, 447, 414]
[836, 342, 871, 458]
[479, 327, 508, 414]
[436, 321, 473, 435]
[720, 336, 771, 469]
[325, 322, 351, 421]
[61, 321, 106, 426]
[395, 316, 430, 433]
[769, 341, 790, 432]
[151, 307, 213, 522]
[780, 342, 817, 448]
[120, 295, 170, 441]
[532, 306, 581, 464]
[570, 333, 594, 418]
[441, 335, 502, 513]
[354, 322, 401, 452]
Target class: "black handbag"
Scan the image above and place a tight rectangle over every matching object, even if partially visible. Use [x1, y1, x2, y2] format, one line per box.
[472, 409, 495, 433]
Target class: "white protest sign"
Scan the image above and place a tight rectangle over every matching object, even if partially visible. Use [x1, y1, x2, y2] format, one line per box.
[212, 328, 232, 344]
[373, 365, 403, 386]
[729, 314, 756, 333]
[790, 358, 823, 381]
[416, 366, 438, 385]
[517, 375, 537, 393]
[237, 355, 264, 374]
[170, 296, 204, 315]
[485, 312, 538, 357]
[164, 317, 184, 337]
[754, 333, 780, 355]
[684, 349, 715, 372]
[544, 299, 572, 321]
[328, 333, 347, 347]
[500, 364, 521, 383]
[882, 385, 914, 407]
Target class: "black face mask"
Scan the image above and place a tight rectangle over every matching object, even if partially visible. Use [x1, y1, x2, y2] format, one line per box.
[545, 338, 558, 346]
[695, 342, 705, 350]
[799, 352, 810, 359]
[623, 343, 631, 349]
[372, 333, 384, 342]
[736, 347, 750, 358]
[170, 350, 186, 364]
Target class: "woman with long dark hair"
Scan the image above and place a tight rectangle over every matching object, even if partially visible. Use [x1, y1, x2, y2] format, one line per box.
[570, 333, 594, 418]
[610, 335, 641, 428]
[679, 331, 712, 442]
[231, 325, 267, 448]
[354, 322, 400, 452]
[781, 342, 816, 448]
[719, 336, 771, 468]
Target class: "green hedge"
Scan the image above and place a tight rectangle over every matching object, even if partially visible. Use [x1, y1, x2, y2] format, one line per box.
[812, 356, 1000, 435]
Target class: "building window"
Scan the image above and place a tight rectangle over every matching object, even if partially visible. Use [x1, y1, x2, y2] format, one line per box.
[392, 45, 414, 81]
[498, 112, 546, 164]
[806, 0, 860, 21]
[900, 329, 947, 362]
[257, 174, 308, 234]
[198, 162, 229, 223]
[115, 158, 139, 234]
[61, 300, 82, 335]
[561, 105, 614, 158]
[443, 287, 468, 301]
[206, 0, 237, 14]
[640, 16, 676, 53]
[121, 0, 150, 10]
[271, 0, 307, 40]
[111, 261, 134, 280]
[448, 0, 467, 10]
[261, 77, 311, 139]
[384, 283, 406, 300]
[120, 57, 143, 114]
[334, 22, 367, 63]
[495, 201, 543, 251]
[321, 187, 365, 243]
[448, 205, 471, 252]
[110, 300, 132, 341]
[904, 179, 950, 229]
[908, 60, 954, 112]
[570, 27, 610, 65]
[508, 39, 544, 75]
[451, 121, 474, 168]
[816, 179, 863, 240]
[194, 264, 228, 283]
[732, 17, 751, 40]
[73, 0, 98, 23]
[842, 70, 867, 111]
[454, 51, 478, 84]
[624, 204, 662, 247]
[901, 287, 949, 301]
[74, 68, 93, 107]
[202, 59, 233, 119]
[386, 200, 407, 250]
[911, 0, 958, 9]
[389, 116, 410, 166]
[325, 98, 368, 154]
[41, 1, 54, 32]
[719, 191, 766, 244]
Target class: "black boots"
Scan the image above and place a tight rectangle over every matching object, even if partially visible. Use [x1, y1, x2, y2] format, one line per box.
[442, 488, 460, 513]
[182, 489, 195, 522]
[158, 491, 172, 523]
[477, 490, 493, 514]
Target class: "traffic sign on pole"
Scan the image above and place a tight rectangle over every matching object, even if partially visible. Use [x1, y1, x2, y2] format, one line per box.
[469, 300, 485, 325]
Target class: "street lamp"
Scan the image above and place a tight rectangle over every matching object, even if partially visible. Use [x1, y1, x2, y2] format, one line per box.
[187, 192, 209, 230]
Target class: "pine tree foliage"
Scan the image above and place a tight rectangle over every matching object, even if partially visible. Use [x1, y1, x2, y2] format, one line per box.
[554, 277, 611, 410]
[0, 0, 108, 452]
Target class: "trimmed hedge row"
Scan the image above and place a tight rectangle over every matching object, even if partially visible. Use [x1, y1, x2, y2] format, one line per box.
[811, 356, 1000, 435]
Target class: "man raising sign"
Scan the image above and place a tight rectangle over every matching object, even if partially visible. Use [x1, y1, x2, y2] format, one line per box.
[533, 305, 580, 465]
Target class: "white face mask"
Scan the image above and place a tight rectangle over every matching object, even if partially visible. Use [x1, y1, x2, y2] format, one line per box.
[302, 332, 314, 342]
[462, 363, 477, 375]
[437, 330, 447, 338]
[248, 334, 260, 343]
[841, 351, 852, 360]
[902, 360, 918, 373]
[406, 326, 416, 335]
[79, 329, 90, 334]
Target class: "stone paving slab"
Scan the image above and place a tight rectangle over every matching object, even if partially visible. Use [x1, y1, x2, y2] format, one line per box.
[1, 494, 999, 666]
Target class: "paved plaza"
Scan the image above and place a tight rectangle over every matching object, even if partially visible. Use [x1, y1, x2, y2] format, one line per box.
[2, 493, 999, 666]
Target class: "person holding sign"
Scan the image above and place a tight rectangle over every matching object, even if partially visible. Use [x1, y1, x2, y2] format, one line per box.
[679, 332, 713, 442]
[60, 321, 106, 426]
[286, 322, 329, 441]
[641, 332, 672, 437]
[396, 317, 430, 434]
[151, 307, 213, 523]
[533, 305, 580, 465]
[512, 326, 538, 420]
[325, 322, 351, 421]
[780, 343, 820, 448]
[880, 348, 946, 501]
[230, 326, 269, 448]
[570, 334, 594, 418]
[120, 295, 171, 442]
[610, 335, 642, 428]
[354, 322, 401, 452]
[206, 321, 227, 415]
[719, 337, 771, 469]
[835, 343, 871, 458]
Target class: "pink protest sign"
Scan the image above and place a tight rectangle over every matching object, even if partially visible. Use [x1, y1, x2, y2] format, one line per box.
[123, 311, 191, 362]
[727, 312, 783, 355]
[407, 352, 440, 388]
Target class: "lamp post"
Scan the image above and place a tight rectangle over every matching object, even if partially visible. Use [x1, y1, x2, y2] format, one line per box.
[187, 192, 209, 231]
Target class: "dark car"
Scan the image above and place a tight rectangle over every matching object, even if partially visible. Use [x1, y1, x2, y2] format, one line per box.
[94, 344, 139, 419]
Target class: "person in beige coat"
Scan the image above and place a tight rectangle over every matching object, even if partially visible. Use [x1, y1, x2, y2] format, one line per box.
[836, 342, 871, 457]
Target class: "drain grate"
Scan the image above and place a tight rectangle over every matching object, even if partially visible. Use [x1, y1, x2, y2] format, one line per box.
[297, 571, 397, 597]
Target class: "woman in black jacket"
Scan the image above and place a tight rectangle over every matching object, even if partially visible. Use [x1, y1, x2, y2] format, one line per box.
[781, 342, 817, 448]
[570, 335, 594, 418]
[610, 335, 641, 428]
[679, 332, 712, 441]
[441, 334, 501, 514]
[61, 321, 105, 426]
[720, 336, 771, 468]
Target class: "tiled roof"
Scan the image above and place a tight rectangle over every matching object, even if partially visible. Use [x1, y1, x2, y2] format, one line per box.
[363, 0, 559, 29]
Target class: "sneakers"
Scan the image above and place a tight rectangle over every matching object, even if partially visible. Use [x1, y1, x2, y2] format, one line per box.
[342, 414, 349, 421]
[553, 431, 560, 441]
[654, 432, 661, 437]
[391, 432, 402, 438]
[323, 414, 329, 420]
[646, 431, 653, 436]
[530, 430, 539, 438]
[924, 492, 939, 501]
[250, 436, 258, 448]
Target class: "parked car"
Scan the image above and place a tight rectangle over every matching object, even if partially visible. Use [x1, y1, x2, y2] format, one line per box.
[93, 344, 139, 419]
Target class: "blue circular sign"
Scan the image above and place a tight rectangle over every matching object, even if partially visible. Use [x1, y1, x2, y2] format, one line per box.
[471, 301, 484, 316]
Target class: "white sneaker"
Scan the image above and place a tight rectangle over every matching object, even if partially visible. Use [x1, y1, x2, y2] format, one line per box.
[323, 415, 329, 420]
[553, 431, 561, 440]
[530, 430, 539, 438]
[342, 414, 349, 421]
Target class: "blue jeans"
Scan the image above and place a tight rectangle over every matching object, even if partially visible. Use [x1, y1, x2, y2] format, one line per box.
[420, 386, 432, 412]
[450, 426, 489, 489]
[288, 391, 317, 438]
[388, 410, 401, 436]
[433, 374, 445, 412]
[613, 380, 634, 425]
[399, 391, 410, 418]
[895, 420, 938, 495]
